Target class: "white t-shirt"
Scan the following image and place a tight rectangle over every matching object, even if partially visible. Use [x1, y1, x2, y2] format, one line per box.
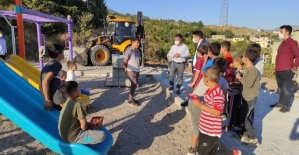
[65, 70, 76, 81]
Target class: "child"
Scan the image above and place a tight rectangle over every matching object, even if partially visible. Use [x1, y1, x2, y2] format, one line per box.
[192, 66, 241, 155]
[248, 43, 264, 82]
[212, 58, 230, 120]
[187, 43, 224, 155]
[40, 44, 65, 111]
[236, 49, 260, 146]
[225, 55, 244, 131]
[189, 45, 208, 90]
[58, 81, 106, 144]
[65, 61, 91, 96]
[220, 41, 233, 81]
[60, 70, 67, 82]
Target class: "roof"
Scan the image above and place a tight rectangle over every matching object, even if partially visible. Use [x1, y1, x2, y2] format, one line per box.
[106, 16, 135, 23]
[0, 9, 69, 23]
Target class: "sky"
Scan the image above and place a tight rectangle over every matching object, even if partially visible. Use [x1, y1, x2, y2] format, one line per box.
[106, 0, 299, 30]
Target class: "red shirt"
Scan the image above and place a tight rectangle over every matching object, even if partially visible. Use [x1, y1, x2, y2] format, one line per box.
[193, 57, 205, 88]
[223, 53, 233, 80]
[198, 85, 225, 137]
[275, 37, 299, 71]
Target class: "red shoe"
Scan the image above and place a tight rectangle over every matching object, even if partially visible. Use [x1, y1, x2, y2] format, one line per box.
[232, 149, 242, 155]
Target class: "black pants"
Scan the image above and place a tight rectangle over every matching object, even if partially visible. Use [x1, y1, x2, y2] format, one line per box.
[242, 98, 257, 139]
[227, 93, 242, 127]
[197, 132, 233, 155]
[276, 70, 294, 108]
[0, 55, 5, 60]
[127, 71, 140, 100]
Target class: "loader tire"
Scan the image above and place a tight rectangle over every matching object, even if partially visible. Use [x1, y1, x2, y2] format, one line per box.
[90, 45, 110, 66]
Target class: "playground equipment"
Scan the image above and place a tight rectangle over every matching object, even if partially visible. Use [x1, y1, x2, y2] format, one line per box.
[0, 8, 74, 70]
[0, 60, 113, 155]
[75, 12, 145, 66]
[0, 55, 91, 110]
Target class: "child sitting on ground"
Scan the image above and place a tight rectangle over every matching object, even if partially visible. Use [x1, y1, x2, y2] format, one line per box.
[189, 45, 208, 90]
[65, 61, 90, 96]
[192, 66, 241, 155]
[58, 81, 106, 144]
[235, 49, 260, 146]
[225, 55, 244, 131]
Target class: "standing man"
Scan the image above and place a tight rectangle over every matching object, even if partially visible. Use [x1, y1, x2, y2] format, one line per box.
[270, 25, 299, 113]
[0, 29, 7, 60]
[167, 34, 190, 94]
[124, 38, 141, 107]
[181, 30, 209, 106]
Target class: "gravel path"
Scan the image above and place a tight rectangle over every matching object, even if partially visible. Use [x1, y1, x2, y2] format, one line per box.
[0, 75, 191, 155]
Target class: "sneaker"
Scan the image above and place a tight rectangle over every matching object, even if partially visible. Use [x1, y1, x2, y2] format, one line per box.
[241, 138, 259, 146]
[128, 100, 139, 107]
[168, 87, 173, 91]
[232, 149, 242, 155]
[240, 136, 249, 142]
[181, 100, 188, 107]
[176, 89, 181, 94]
[270, 102, 283, 108]
[133, 99, 140, 104]
[279, 106, 290, 113]
[187, 147, 197, 155]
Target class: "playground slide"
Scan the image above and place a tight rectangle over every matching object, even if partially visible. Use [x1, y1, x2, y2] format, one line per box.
[1, 56, 91, 108]
[0, 60, 113, 155]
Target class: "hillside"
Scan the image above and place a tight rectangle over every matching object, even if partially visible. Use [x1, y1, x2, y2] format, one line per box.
[205, 25, 270, 36]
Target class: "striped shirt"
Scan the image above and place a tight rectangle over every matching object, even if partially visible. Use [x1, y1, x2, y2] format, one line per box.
[199, 85, 225, 137]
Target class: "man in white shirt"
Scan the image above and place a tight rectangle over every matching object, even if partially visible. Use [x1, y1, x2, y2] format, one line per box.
[167, 34, 190, 94]
[0, 30, 7, 60]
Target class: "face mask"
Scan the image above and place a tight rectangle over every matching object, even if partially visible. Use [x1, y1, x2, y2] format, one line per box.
[0, 34, 3, 38]
[174, 41, 180, 45]
[279, 33, 284, 40]
[192, 38, 197, 43]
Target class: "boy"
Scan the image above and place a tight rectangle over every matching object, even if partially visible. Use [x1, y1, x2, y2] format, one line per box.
[226, 55, 244, 130]
[58, 81, 106, 144]
[220, 41, 233, 81]
[189, 45, 208, 90]
[0, 29, 7, 60]
[65, 61, 90, 96]
[60, 70, 67, 82]
[236, 49, 260, 146]
[192, 66, 241, 155]
[248, 43, 264, 82]
[40, 44, 65, 111]
[187, 43, 226, 155]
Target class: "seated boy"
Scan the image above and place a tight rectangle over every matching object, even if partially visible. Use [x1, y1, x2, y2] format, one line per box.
[40, 44, 65, 111]
[58, 81, 106, 144]
[65, 61, 90, 96]
[192, 66, 241, 155]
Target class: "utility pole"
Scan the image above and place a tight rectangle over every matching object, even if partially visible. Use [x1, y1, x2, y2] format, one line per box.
[219, 0, 229, 26]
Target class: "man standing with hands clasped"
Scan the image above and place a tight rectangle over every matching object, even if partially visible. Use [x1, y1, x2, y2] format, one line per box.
[167, 34, 190, 94]
[270, 25, 299, 113]
[124, 38, 141, 107]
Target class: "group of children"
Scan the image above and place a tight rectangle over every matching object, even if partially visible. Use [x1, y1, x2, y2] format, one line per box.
[187, 41, 264, 155]
[40, 44, 105, 145]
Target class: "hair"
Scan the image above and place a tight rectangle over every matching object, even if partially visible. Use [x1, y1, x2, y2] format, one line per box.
[60, 70, 67, 77]
[197, 45, 208, 56]
[67, 61, 76, 69]
[47, 44, 64, 59]
[247, 43, 261, 56]
[233, 55, 245, 65]
[59, 81, 78, 97]
[192, 30, 204, 38]
[203, 66, 220, 83]
[208, 42, 221, 56]
[244, 49, 259, 63]
[221, 41, 231, 51]
[280, 25, 292, 35]
[175, 33, 183, 39]
[131, 38, 140, 43]
[213, 58, 227, 73]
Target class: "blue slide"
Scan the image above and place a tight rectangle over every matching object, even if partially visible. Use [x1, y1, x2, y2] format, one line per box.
[0, 61, 113, 155]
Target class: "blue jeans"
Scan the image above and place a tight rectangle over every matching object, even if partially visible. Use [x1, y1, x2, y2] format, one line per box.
[81, 88, 90, 96]
[276, 70, 294, 108]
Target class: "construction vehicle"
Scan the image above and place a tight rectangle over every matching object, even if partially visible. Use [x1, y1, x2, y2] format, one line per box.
[75, 12, 145, 66]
